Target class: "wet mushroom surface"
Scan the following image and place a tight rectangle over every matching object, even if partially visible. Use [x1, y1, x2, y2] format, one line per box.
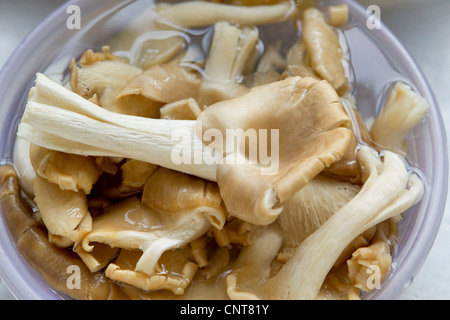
[2, 0, 430, 300]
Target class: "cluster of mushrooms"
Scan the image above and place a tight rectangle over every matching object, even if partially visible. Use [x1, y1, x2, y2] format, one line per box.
[1, 0, 430, 300]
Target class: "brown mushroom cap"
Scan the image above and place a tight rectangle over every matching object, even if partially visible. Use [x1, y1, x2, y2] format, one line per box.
[142, 167, 225, 228]
[105, 248, 198, 295]
[117, 61, 202, 105]
[29, 144, 101, 194]
[302, 7, 349, 95]
[198, 76, 353, 225]
[33, 176, 92, 244]
[278, 175, 361, 247]
[70, 54, 162, 118]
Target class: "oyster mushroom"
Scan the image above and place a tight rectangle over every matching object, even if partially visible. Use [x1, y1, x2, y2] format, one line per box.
[29, 144, 101, 194]
[141, 167, 227, 230]
[33, 176, 92, 245]
[132, 35, 186, 70]
[0, 165, 39, 243]
[225, 223, 283, 300]
[154, 1, 297, 29]
[200, 76, 353, 225]
[117, 60, 202, 105]
[260, 146, 424, 300]
[18, 74, 353, 226]
[370, 81, 430, 156]
[0, 165, 128, 300]
[80, 166, 226, 276]
[277, 175, 361, 247]
[346, 220, 394, 296]
[200, 22, 258, 106]
[119, 159, 159, 191]
[302, 7, 350, 95]
[70, 51, 162, 118]
[105, 249, 198, 295]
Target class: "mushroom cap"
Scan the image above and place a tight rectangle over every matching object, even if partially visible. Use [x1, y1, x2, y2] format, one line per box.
[278, 175, 361, 247]
[302, 7, 350, 95]
[198, 76, 353, 225]
[118, 61, 202, 104]
[33, 176, 92, 243]
[81, 166, 227, 276]
[142, 167, 226, 229]
[29, 144, 101, 194]
[105, 248, 198, 295]
[70, 54, 162, 118]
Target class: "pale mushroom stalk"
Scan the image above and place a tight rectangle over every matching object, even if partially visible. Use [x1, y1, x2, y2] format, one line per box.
[261, 146, 424, 299]
[154, 1, 298, 29]
[18, 73, 353, 226]
[327, 4, 349, 28]
[12, 137, 36, 196]
[204, 22, 259, 82]
[19, 73, 216, 181]
[370, 81, 430, 156]
[200, 22, 259, 105]
[226, 223, 283, 300]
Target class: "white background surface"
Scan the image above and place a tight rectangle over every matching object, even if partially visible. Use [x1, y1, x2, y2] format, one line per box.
[0, 0, 449, 300]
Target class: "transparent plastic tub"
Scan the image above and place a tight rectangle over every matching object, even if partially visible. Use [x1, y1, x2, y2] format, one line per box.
[0, 0, 447, 300]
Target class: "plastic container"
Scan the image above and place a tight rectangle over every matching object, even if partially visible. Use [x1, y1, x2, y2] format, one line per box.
[0, 0, 447, 300]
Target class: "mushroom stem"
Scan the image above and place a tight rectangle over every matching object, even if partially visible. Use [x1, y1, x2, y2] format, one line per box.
[18, 73, 353, 226]
[200, 22, 259, 106]
[19, 73, 217, 181]
[155, 1, 298, 29]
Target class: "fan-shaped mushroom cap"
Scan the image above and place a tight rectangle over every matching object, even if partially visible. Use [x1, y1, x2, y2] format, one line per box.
[79, 196, 209, 276]
[117, 60, 202, 105]
[70, 53, 162, 118]
[105, 248, 198, 295]
[33, 176, 92, 244]
[261, 147, 424, 300]
[81, 166, 226, 277]
[19, 74, 353, 227]
[30, 144, 101, 194]
[142, 167, 227, 230]
[370, 81, 430, 156]
[302, 7, 350, 95]
[278, 175, 361, 247]
[198, 76, 353, 225]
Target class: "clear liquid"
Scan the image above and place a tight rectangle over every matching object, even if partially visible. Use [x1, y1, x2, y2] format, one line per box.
[38, 0, 430, 300]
